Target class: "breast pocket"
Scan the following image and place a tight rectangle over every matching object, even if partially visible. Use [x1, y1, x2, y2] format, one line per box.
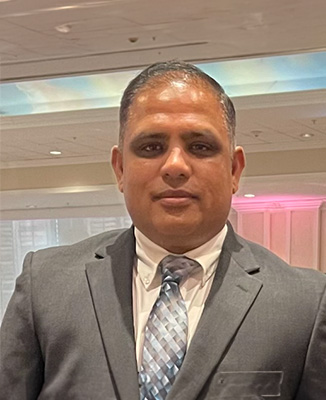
[209, 371, 283, 399]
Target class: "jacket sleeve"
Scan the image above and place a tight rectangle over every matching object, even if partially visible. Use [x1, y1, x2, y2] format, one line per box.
[0, 252, 44, 400]
[295, 282, 326, 399]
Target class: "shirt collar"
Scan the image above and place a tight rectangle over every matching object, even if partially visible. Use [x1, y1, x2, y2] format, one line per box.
[135, 225, 228, 290]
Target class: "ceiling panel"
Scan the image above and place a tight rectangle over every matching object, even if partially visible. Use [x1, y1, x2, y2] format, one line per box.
[240, 130, 297, 144]
[1, 90, 326, 168]
[236, 133, 266, 146]
[1, 0, 326, 80]
[59, 30, 181, 53]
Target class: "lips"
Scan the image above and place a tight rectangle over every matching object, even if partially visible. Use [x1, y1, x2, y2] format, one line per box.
[153, 190, 198, 206]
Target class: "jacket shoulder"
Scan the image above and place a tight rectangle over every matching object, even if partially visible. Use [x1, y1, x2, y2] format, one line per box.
[29, 227, 131, 270]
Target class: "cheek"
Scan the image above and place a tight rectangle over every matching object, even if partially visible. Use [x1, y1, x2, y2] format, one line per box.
[122, 166, 152, 200]
[201, 170, 233, 205]
[125, 159, 156, 176]
[125, 160, 161, 191]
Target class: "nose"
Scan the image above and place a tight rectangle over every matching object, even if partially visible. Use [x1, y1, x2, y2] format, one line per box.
[160, 147, 191, 186]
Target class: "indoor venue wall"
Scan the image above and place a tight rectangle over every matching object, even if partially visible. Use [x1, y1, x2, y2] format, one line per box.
[233, 200, 326, 272]
[0, 214, 131, 323]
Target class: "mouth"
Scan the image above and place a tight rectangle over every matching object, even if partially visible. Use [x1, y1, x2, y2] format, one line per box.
[153, 190, 198, 206]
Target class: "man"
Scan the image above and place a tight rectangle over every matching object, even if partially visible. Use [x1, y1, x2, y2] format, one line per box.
[1, 61, 326, 399]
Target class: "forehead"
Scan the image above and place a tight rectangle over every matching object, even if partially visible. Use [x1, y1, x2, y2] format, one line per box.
[127, 76, 224, 125]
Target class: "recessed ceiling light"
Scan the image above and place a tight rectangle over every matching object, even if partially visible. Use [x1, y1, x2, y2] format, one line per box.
[300, 133, 314, 138]
[50, 150, 62, 155]
[244, 193, 255, 198]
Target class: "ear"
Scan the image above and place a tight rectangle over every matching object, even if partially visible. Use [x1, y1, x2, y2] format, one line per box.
[231, 146, 245, 194]
[111, 145, 124, 193]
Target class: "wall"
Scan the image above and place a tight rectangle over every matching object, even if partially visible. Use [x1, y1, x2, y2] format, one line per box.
[233, 199, 326, 272]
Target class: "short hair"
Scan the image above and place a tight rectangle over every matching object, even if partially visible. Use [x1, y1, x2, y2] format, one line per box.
[119, 60, 236, 150]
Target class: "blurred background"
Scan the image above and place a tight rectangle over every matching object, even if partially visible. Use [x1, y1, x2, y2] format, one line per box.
[1, 0, 326, 320]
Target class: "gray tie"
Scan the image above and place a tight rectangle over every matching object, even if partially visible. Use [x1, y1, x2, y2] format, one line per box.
[139, 255, 200, 400]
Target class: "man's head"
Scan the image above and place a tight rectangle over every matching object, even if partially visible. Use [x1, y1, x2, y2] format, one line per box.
[112, 60, 245, 253]
[119, 61, 236, 151]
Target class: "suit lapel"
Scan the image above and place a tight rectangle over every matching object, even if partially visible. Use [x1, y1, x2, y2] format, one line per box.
[167, 226, 263, 400]
[85, 228, 139, 400]
[84, 224, 263, 400]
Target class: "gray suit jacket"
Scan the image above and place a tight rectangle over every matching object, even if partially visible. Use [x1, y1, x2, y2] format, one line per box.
[1, 224, 326, 399]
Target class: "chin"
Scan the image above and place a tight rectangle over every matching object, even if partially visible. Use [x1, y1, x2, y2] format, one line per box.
[153, 217, 201, 238]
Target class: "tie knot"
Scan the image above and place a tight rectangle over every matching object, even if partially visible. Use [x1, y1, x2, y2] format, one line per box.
[159, 255, 201, 285]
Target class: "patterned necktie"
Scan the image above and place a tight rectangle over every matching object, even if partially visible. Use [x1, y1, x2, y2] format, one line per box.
[139, 255, 200, 400]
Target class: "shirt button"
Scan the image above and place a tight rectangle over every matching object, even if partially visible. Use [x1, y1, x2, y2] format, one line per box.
[144, 277, 150, 285]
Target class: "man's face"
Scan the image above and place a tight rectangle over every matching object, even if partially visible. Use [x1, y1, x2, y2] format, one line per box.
[112, 78, 245, 253]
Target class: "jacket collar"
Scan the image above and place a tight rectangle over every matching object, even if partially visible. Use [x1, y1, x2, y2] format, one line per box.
[86, 227, 140, 400]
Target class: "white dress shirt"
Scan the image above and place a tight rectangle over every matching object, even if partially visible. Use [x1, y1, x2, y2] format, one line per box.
[133, 224, 228, 368]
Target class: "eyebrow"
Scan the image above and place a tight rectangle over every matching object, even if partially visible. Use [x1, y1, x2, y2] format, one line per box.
[131, 130, 216, 141]
[180, 130, 218, 141]
[130, 132, 168, 142]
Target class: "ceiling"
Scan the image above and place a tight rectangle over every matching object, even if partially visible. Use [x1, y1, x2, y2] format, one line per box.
[0, 0, 326, 215]
[1, 90, 326, 168]
[1, 0, 326, 81]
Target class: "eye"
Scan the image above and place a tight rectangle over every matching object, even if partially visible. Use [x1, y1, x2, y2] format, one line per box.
[142, 143, 162, 152]
[188, 142, 217, 157]
[191, 143, 210, 151]
[135, 142, 165, 158]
